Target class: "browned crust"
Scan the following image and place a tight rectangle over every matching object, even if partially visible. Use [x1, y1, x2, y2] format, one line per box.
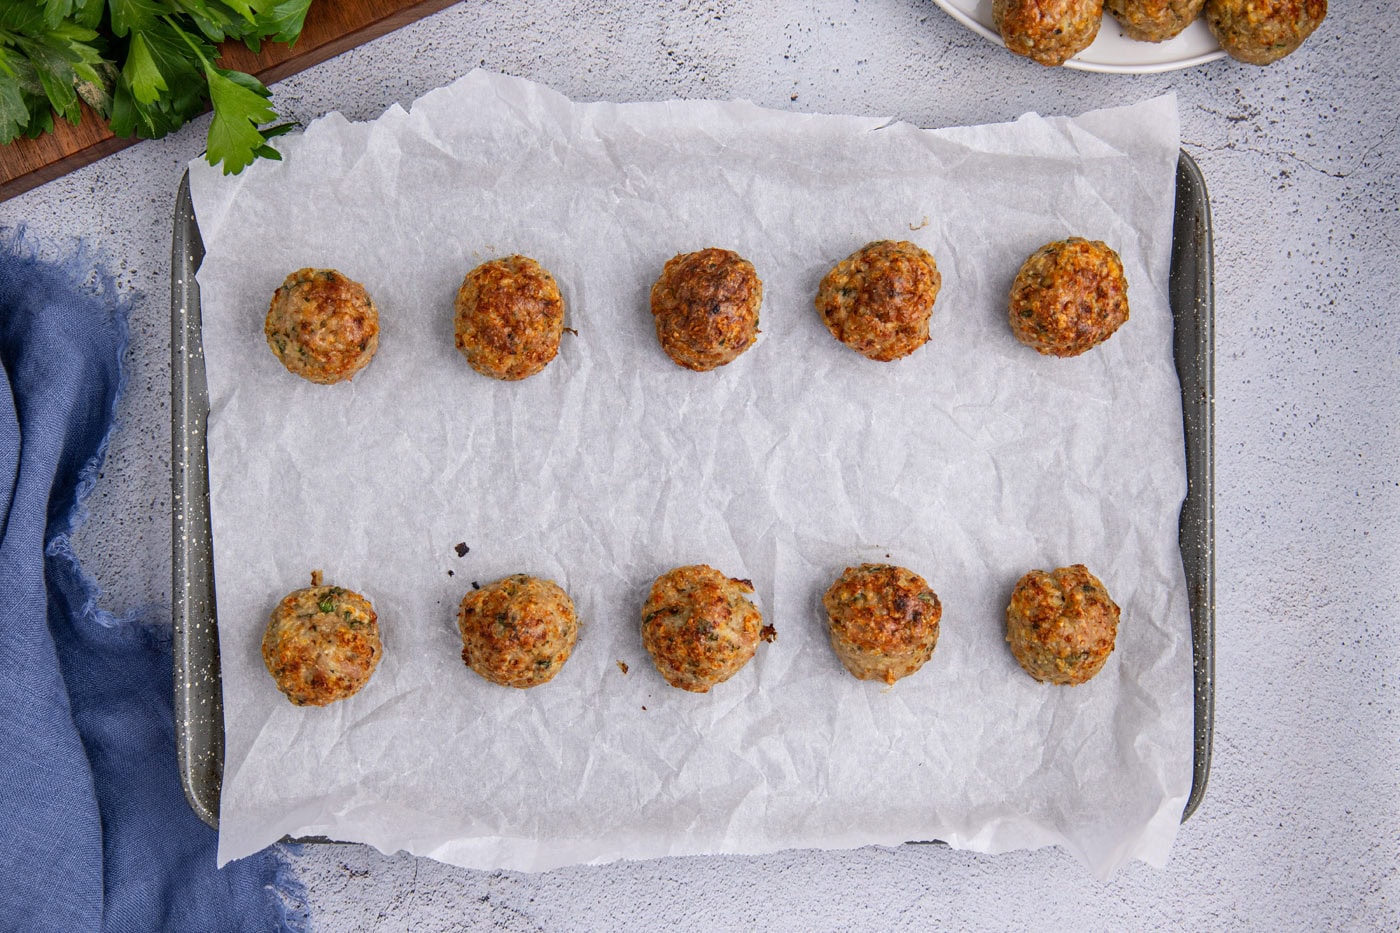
[1104, 0, 1206, 42]
[265, 268, 380, 384]
[1205, 0, 1326, 65]
[262, 581, 382, 706]
[1008, 237, 1129, 357]
[822, 563, 941, 685]
[815, 240, 941, 362]
[1006, 564, 1120, 685]
[642, 564, 767, 693]
[457, 574, 579, 688]
[993, 0, 1104, 66]
[454, 255, 565, 381]
[650, 248, 762, 371]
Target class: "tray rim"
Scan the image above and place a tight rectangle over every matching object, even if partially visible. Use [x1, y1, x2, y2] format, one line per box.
[170, 152, 1216, 834]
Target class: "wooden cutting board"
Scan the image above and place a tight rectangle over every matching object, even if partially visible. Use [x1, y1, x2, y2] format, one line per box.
[0, 0, 459, 204]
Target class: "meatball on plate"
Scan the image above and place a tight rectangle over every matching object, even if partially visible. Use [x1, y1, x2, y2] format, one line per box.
[642, 565, 774, 693]
[822, 563, 942, 685]
[993, 0, 1105, 67]
[650, 248, 762, 371]
[1205, 0, 1325, 65]
[262, 571, 382, 707]
[1105, 0, 1206, 42]
[457, 574, 579, 688]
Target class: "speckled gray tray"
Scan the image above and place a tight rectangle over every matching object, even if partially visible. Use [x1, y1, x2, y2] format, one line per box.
[170, 152, 1215, 832]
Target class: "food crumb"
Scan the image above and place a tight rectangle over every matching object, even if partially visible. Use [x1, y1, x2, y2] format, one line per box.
[641, 706, 647, 711]
[471, 581, 480, 590]
[908, 216, 929, 231]
[447, 570, 454, 577]
[454, 542, 470, 557]
[310, 569, 323, 587]
[616, 660, 629, 674]
[760, 624, 777, 643]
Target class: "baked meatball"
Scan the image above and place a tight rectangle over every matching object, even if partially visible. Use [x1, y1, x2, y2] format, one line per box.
[262, 571, 382, 707]
[453, 256, 565, 381]
[649, 248, 762, 371]
[264, 268, 379, 384]
[822, 564, 941, 685]
[1008, 237, 1129, 357]
[457, 574, 578, 688]
[994, 0, 1104, 67]
[815, 240, 941, 362]
[642, 565, 773, 693]
[1205, 0, 1325, 65]
[1105, 0, 1206, 41]
[1006, 564, 1120, 685]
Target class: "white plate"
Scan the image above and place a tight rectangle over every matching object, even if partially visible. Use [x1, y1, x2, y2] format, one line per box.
[935, 0, 1226, 73]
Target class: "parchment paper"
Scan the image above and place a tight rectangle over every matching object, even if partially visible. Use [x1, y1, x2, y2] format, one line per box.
[189, 71, 1192, 877]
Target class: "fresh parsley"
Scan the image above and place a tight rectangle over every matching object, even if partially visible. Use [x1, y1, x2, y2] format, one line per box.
[0, 0, 311, 173]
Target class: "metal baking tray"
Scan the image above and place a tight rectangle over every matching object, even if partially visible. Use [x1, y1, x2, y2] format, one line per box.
[171, 152, 1215, 831]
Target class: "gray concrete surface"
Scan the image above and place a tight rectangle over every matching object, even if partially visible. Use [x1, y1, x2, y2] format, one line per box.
[2, 1, 1395, 928]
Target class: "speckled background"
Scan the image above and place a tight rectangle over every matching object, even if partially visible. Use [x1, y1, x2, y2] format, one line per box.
[2, 1, 1395, 928]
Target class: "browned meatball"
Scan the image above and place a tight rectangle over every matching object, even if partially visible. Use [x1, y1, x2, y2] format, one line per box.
[1008, 237, 1129, 357]
[1105, 0, 1206, 41]
[649, 248, 762, 371]
[993, 0, 1104, 67]
[457, 574, 579, 688]
[822, 564, 941, 685]
[815, 240, 941, 362]
[262, 571, 382, 706]
[642, 565, 773, 693]
[454, 256, 565, 381]
[1006, 564, 1120, 685]
[1205, 0, 1325, 65]
[264, 268, 379, 384]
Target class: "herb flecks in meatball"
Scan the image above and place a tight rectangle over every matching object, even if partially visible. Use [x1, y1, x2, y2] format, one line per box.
[823, 563, 942, 685]
[1006, 564, 1120, 685]
[454, 256, 566, 381]
[816, 240, 941, 362]
[265, 268, 380, 384]
[1008, 237, 1128, 357]
[262, 572, 382, 706]
[650, 248, 763, 371]
[642, 565, 768, 693]
[457, 574, 579, 688]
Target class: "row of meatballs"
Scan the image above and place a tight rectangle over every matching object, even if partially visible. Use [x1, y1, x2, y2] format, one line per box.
[994, 0, 1326, 68]
[263, 236, 1131, 385]
[261, 562, 1122, 707]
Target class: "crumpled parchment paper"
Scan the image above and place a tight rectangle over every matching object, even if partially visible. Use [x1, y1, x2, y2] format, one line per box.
[189, 71, 1193, 877]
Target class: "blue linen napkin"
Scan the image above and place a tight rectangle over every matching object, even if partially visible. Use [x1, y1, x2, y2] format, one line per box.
[0, 230, 306, 933]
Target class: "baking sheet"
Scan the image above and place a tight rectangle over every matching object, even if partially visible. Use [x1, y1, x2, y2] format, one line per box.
[179, 71, 1203, 876]
[174, 151, 1213, 835]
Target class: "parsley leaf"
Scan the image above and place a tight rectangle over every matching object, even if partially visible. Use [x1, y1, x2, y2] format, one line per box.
[252, 0, 312, 45]
[203, 61, 276, 174]
[42, 0, 103, 31]
[122, 31, 165, 105]
[109, 0, 165, 39]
